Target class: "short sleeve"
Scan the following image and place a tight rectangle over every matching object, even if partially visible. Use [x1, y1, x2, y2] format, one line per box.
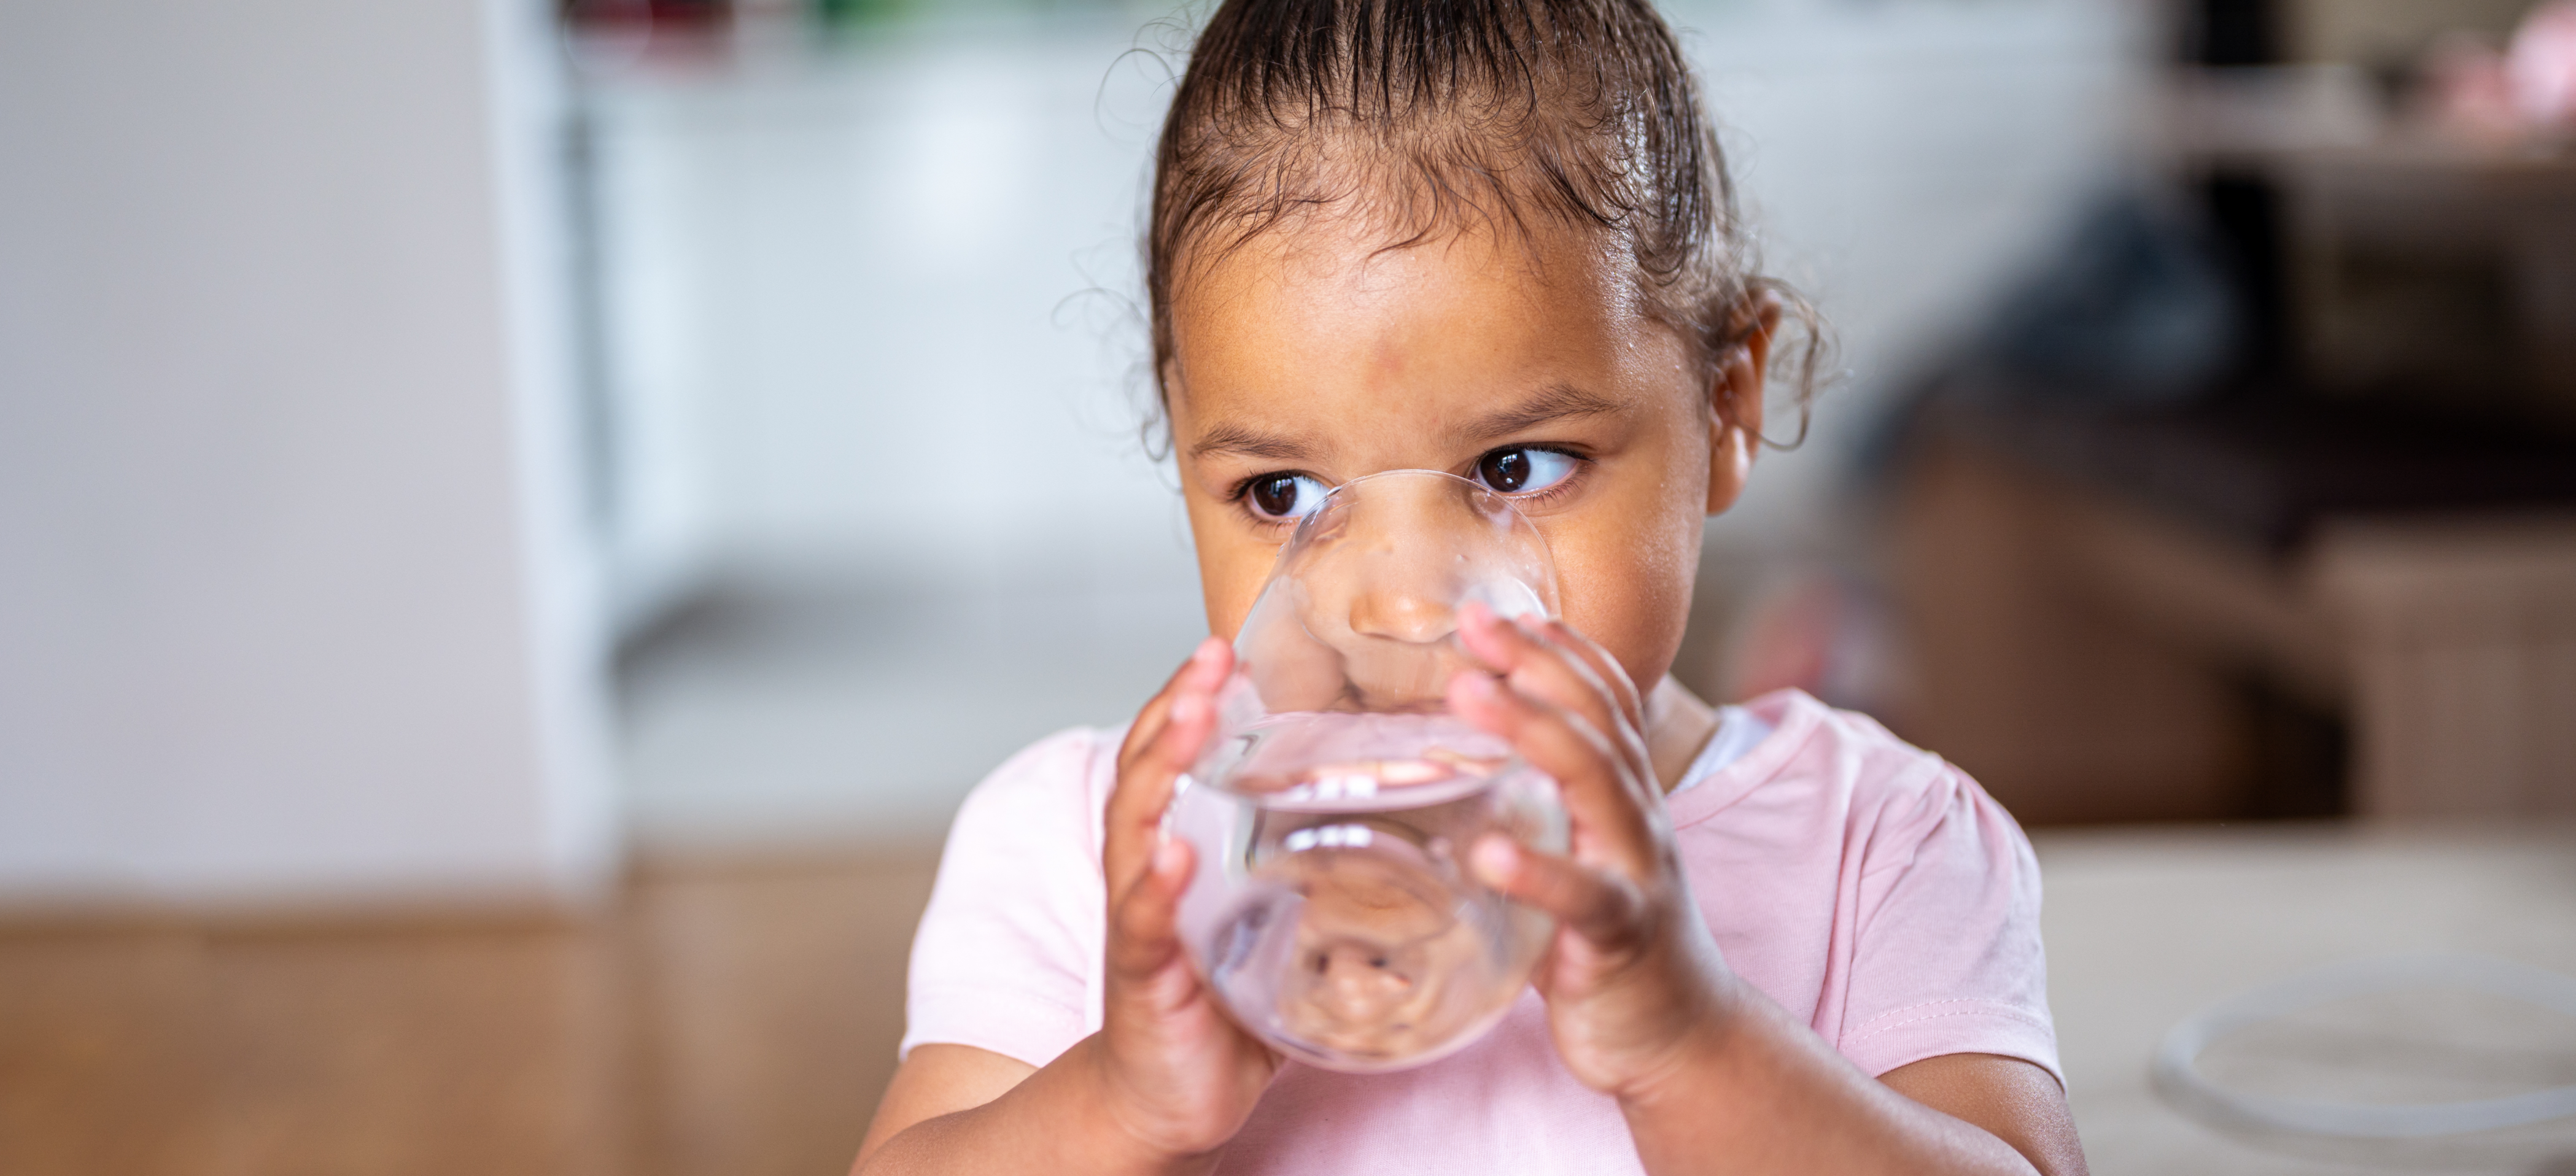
[1836, 765, 2060, 1085]
[899, 728, 1112, 1067]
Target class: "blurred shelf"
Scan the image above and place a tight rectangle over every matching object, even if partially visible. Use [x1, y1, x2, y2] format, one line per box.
[1895, 393, 2576, 822]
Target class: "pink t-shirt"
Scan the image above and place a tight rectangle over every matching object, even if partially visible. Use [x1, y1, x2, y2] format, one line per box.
[901, 689, 2058, 1174]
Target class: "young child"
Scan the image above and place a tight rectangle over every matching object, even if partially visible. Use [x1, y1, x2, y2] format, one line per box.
[857, 1, 2085, 1172]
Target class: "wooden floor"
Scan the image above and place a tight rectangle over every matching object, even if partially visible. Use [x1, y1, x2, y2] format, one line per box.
[0, 851, 942, 1176]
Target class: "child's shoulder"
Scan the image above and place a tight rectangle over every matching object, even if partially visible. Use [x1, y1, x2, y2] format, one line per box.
[967, 724, 1123, 798]
[945, 725, 1127, 862]
[1717, 689, 2015, 841]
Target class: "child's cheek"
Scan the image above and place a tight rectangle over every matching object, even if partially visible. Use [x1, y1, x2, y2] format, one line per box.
[1548, 455, 1707, 688]
[1191, 525, 1278, 641]
[1551, 540, 1693, 692]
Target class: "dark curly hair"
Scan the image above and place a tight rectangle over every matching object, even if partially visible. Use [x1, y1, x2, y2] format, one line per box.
[1144, 0, 1821, 446]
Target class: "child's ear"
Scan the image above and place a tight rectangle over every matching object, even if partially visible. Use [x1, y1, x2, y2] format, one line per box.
[1705, 293, 1781, 516]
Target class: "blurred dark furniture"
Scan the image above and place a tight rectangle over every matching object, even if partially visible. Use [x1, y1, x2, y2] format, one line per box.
[1891, 27, 2576, 826]
[1894, 390, 2576, 824]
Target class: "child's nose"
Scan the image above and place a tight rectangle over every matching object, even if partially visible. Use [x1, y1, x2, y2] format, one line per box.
[1344, 584, 1454, 644]
[1305, 937, 1417, 1023]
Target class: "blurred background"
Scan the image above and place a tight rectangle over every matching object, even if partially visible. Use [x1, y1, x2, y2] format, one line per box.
[3, 0, 2573, 1173]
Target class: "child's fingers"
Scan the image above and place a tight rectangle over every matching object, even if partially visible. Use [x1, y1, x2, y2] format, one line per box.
[1468, 834, 1642, 948]
[1115, 637, 1233, 775]
[1456, 606, 1654, 791]
[1104, 639, 1232, 891]
[1527, 618, 1645, 737]
[1106, 837, 1195, 988]
[1457, 605, 1618, 738]
[1447, 670, 1656, 874]
[1104, 692, 1214, 891]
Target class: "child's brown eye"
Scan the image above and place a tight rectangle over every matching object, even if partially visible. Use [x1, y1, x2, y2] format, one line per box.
[1473, 447, 1574, 495]
[1248, 473, 1329, 520]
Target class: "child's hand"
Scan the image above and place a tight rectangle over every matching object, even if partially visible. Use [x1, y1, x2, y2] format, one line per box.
[1089, 638, 1279, 1163]
[1446, 605, 1743, 1101]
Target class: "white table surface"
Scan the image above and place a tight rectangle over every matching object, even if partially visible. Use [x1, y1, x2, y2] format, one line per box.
[2036, 823, 2576, 1175]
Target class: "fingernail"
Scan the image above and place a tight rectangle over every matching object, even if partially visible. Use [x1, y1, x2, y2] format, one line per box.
[1470, 835, 1518, 883]
[1455, 672, 1498, 700]
[1192, 636, 1225, 665]
[1171, 693, 1205, 724]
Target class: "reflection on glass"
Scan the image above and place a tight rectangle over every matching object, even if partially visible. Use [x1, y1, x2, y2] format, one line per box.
[1170, 470, 1567, 1071]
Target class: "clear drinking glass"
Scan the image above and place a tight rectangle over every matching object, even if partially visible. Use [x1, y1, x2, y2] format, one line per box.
[1167, 470, 1569, 1072]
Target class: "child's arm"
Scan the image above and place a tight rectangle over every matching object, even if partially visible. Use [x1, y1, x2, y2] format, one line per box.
[854, 641, 1279, 1176]
[1445, 608, 2087, 1176]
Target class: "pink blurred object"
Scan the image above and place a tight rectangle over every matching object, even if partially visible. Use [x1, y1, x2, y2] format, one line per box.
[2427, 1, 2576, 134]
[2510, 0, 2576, 125]
[1725, 579, 1837, 703]
[2427, 33, 2521, 135]
[1720, 569, 1902, 718]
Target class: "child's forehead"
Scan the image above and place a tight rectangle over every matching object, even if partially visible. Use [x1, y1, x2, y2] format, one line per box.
[1164, 216, 1687, 462]
[1181, 203, 1623, 298]
[1170, 211, 1639, 355]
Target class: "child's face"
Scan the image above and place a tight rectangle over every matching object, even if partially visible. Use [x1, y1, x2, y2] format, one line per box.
[1163, 215, 1763, 694]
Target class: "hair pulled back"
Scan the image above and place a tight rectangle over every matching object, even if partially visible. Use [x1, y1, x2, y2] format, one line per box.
[1146, 0, 1820, 442]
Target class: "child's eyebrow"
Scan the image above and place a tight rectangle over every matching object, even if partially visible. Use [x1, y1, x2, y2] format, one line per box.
[1186, 384, 1621, 464]
[1188, 421, 1316, 462]
[1456, 383, 1626, 443]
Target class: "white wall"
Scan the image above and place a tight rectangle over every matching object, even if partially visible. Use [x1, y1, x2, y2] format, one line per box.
[0, 0, 616, 910]
[585, 19, 1196, 607]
